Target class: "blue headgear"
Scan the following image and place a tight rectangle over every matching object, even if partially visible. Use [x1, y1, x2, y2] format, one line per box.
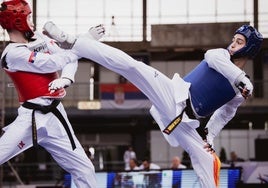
[232, 25, 263, 59]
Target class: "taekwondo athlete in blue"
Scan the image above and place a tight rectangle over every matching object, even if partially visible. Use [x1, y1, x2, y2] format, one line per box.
[43, 23, 263, 188]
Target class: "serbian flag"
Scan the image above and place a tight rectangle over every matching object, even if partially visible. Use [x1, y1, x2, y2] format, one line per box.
[100, 83, 151, 109]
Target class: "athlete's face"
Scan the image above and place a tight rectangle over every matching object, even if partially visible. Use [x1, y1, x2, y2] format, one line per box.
[228, 34, 246, 56]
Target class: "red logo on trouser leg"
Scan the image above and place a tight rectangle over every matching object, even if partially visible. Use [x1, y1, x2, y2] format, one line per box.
[17, 141, 25, 149]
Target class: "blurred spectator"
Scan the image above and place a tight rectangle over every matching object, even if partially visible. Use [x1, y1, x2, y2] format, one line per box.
[123, 146, 136, 170]
[219, 147, 230, 167]
[182, 150, 191, 168]
[125, 158, 139, 171]
[139, 158, 161, 170]
[230, 151, 245, 162]
[171, 156, 187, 169]
[219, 147, 227, 163]
[229, 151, 245, 167]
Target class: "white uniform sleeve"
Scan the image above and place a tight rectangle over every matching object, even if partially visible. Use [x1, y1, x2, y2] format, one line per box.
[6, 46, 78, 73]
[204, 48, 244, 84]
[205, 94, 245, 145]
[60, 60, 78, 82]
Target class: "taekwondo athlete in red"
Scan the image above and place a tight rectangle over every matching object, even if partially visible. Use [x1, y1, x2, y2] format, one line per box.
[0, 1, 103, 187]
[44, 22, 263, 188]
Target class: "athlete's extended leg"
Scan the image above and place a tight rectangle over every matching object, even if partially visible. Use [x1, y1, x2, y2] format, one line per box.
[44, 22, 189, 121]
[73, 37, 186, 116]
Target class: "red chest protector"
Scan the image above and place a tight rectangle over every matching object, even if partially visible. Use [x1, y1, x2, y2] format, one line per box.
[5, 70, 66, 102]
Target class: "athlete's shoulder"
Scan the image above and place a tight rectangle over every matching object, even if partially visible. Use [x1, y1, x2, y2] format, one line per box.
[205, 48, 231, 65]
[2, 42, 27, 59]
[205, 48, 230, 58]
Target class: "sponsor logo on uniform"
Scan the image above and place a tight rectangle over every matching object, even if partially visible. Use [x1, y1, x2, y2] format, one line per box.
[154, 71, 159, 78]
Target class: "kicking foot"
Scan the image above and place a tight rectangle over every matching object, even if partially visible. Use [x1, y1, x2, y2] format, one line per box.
[43, 21, 76, 49]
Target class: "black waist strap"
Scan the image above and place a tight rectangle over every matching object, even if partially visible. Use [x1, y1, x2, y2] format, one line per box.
[163, 99, 197, 135]
[185, 98, 197, 119]
[22, 100, 76, 150]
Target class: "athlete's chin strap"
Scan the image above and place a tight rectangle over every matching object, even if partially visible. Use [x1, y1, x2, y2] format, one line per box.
[22, 99, 76, 150]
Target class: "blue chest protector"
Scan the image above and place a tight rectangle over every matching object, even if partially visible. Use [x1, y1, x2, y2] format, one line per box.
[183, 60, 236, 117]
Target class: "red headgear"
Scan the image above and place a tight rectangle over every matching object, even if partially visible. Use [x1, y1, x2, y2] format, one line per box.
[0, 0, 34, 39]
